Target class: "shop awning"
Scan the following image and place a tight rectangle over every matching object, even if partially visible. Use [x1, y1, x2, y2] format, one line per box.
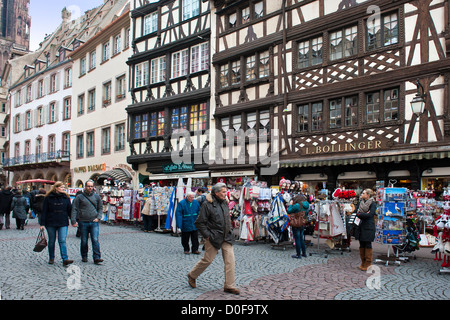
[280, 151, 450, 168]
[97, 168, 132, 182]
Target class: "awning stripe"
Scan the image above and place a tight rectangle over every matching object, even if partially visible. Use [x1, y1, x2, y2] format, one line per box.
[280, 151, 450, 168]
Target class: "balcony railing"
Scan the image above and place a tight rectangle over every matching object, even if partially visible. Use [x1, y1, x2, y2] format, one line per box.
[2, 150, 70, 167]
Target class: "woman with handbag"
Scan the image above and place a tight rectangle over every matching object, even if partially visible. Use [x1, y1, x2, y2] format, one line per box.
[11, 189, 29, 230]
[353, 189, 377, 271]
[287, 194, 309, 259]
[40, 182, 74, 266]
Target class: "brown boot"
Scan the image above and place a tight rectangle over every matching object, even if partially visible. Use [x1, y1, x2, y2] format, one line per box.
[363, 248, 373, 271]
[358, 248, 366, 270]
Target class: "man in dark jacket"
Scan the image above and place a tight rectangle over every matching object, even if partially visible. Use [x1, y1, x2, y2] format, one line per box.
[187, 183, 240, 295]
[71, 180, 104, 264]
[175, 192, 201, 254]
[0, 186, 14, 229]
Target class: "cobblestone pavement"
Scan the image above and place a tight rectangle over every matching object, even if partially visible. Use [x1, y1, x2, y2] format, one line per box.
[0, 218, 449, 301]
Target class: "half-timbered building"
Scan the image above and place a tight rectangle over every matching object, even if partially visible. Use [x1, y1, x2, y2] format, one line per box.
[211, 0, 450, 194]
[127, 0, 212, 184]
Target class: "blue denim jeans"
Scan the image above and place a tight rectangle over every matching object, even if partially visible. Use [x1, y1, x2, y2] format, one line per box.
[79, 221, 101, 260]
[46, 226, 69, 261]
[292, 226, 306, 257]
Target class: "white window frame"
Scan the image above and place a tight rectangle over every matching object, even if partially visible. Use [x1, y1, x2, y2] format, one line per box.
[190, 43, 209, 73]
[135, 61, 149, 88]
[183, 0, 199, 20]
[171, 49, 189, 78]
[150, 56, 166, 84]
[143, 12, 158, 35]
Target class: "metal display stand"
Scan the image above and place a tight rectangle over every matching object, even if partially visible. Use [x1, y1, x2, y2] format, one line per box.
[309, 200, 347, 258]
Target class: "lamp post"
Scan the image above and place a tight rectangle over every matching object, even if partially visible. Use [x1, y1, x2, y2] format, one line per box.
[410, 79, 426, 117]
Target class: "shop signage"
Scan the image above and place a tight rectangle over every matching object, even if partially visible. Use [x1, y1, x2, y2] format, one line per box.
[74, 163, 106, 173]
[162, 163, 195, 173]
[303, 140, 382, 155]
[211, 170, 255, 178]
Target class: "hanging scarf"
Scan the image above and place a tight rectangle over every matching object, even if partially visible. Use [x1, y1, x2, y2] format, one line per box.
[357, 197, 374, 214]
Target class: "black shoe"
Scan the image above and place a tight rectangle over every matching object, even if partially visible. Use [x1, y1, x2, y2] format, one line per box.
[94, 259, 104, 265]
[48, 259, 54, 265]
[82, 257, 88, 262]
[63, 260, 74, 266]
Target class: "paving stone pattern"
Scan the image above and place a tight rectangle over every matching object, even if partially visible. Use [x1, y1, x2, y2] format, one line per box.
[0, 218, 448, 300]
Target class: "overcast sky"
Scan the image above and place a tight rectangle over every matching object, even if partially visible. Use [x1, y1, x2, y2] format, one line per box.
[29, 0, 104, 51]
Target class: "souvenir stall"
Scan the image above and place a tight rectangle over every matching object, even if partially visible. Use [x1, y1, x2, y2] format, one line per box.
[227, 179, 272, 244]
[374, 187, 410, 266]
[99, 181, 137, 224]
[430, 189, 450, 274]
[309, 189, 353, 257]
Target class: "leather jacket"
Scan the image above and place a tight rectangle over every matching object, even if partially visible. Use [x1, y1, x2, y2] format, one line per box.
[195, 194, 234, 249]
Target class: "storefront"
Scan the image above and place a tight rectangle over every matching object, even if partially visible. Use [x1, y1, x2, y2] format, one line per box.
[421, 167, 450, 199]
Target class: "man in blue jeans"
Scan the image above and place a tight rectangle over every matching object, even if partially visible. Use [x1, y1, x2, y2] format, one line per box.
[71, 180, 104, 264]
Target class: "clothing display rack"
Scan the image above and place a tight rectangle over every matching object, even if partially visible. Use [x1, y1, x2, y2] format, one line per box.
[309, 200, 348, 258]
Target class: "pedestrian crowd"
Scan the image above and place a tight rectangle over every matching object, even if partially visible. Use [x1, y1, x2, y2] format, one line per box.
[0, 181, 377, 295]
[0, 180, 104, 266]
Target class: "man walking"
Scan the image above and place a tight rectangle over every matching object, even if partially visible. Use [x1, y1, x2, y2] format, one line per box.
[71, 180, 104, 264]
[0, 186, 14, 230]
[175, 191, 201, 254]
[187, 183, 240, 295]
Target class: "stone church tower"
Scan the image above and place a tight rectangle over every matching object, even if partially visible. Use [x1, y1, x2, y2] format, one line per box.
[0, 0, 30, 75]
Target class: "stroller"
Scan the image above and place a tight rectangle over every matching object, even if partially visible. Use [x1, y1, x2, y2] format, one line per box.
[393, 219, 420, 260]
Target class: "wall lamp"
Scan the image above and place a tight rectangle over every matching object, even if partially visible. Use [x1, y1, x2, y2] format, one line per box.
[410, 79, 426, 117]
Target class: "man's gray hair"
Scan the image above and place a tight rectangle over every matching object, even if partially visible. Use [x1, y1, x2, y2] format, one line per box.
[211, 183, 227, 195]
[186, 191, 196, 197]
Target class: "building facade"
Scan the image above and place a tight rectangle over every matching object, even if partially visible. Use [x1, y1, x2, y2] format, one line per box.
[126, 0, 212, 186]
[70, 7, 133, 188]
[0, 0, 30, 186]
[3, 0, 132, 188]
[210, 0, 450, 195]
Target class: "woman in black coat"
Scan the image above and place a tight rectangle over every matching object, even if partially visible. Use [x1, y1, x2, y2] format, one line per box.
[353, 189, 377, 271]
[40, 182, 74, 266]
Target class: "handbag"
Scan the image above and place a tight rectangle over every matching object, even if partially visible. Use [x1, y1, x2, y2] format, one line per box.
[33, 230, 48, 252]
[289, 212, 306, 228]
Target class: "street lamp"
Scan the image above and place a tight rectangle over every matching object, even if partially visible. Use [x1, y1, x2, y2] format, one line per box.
[410, 80, 426, 117]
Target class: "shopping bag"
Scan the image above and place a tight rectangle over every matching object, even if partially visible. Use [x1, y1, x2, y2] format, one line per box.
[33, 230, 47, 252]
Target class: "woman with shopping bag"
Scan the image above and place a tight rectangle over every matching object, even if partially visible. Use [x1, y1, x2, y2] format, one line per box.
[40, 182, 74, 266]
[353, 189, 377, 271]
[287, 194, 309, 259]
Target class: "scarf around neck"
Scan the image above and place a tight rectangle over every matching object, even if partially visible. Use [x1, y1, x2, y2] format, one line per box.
[357, 197, 374, 214]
